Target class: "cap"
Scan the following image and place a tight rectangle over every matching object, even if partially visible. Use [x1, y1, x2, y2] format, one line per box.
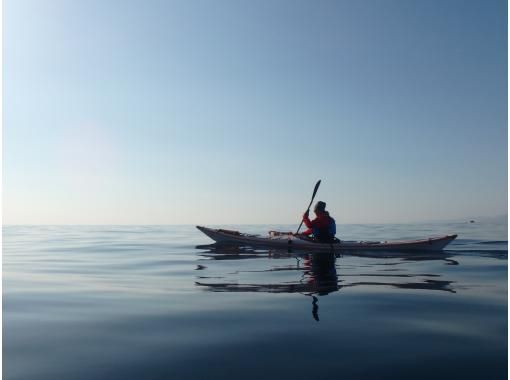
[314, 201, 326, 212]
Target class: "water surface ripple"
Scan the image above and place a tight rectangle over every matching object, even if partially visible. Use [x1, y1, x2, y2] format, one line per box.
[3, 222, 507, 380]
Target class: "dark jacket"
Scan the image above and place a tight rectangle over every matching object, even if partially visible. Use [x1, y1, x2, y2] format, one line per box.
[302, 211, 336, 242]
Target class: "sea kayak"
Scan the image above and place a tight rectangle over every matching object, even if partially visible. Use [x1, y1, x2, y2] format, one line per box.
[196, 226, 457, 252]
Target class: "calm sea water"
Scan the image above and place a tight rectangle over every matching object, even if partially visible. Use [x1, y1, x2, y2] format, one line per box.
[3, 222, 507, 380]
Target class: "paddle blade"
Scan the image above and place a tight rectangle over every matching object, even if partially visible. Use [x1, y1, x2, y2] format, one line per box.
[312, 180, 321, 198]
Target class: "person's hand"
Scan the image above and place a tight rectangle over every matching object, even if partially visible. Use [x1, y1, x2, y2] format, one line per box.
[303, 210, 309, 219]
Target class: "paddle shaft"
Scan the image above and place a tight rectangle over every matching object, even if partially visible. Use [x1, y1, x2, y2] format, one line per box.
[295, 180, 321, 234]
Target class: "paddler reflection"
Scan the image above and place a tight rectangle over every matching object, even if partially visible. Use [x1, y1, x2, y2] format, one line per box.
[299, 253, 339, 321]
[299, 252, 338, 295]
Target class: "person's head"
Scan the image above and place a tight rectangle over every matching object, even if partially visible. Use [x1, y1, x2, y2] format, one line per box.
[314, 201, 326, 214]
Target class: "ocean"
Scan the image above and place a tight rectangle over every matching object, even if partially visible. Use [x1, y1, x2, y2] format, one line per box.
[3, 222, 507, 379]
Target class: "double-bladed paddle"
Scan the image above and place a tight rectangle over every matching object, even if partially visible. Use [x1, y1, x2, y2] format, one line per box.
[295, 180, 321, 234]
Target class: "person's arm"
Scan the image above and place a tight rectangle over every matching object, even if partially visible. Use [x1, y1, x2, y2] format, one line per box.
[303, 210, 313, 228]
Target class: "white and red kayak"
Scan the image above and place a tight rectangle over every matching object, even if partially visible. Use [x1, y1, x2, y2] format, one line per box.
[196, 226, 457, 252]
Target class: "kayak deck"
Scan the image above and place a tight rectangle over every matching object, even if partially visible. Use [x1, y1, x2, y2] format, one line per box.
[196, 226, 457, 252]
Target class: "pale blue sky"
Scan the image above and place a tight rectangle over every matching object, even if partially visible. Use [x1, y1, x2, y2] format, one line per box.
[4, 0, 507, 224]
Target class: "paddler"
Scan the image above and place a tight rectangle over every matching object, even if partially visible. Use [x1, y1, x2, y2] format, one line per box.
[301, 201, 337, 243]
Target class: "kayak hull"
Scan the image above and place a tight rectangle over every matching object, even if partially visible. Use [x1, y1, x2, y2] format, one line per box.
[196, 226, 457, 252]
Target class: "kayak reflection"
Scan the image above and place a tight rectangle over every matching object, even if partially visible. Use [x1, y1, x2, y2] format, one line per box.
[196, 248, 339, 321]
[195, 250, 340, 295]
[195, 245, 457, 320]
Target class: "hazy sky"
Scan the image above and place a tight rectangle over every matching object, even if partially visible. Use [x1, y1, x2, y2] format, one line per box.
[4, 0, 507, 224]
